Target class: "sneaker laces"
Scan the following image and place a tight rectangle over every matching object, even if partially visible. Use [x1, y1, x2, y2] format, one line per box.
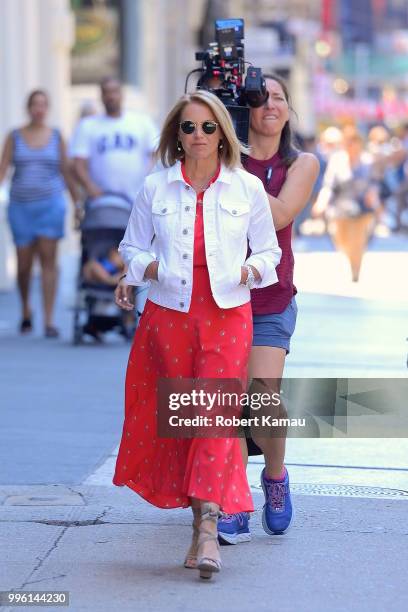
[220, 512, 247, 524]
[220, 513, 234, 523]
[265, 480, 286, 512]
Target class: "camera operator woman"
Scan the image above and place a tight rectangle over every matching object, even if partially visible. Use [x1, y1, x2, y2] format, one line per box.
[217, 74, 320, 545]
[112, 90, 281, 580]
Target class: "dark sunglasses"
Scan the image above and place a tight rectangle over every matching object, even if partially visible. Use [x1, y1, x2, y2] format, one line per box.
[179, 120, 219, 135]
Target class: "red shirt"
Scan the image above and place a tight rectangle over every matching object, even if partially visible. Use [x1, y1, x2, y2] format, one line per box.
[244, 153, 297, 315]
[181, 163, 221, 267]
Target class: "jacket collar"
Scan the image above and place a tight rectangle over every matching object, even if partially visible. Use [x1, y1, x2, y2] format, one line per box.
[167, 160, 232, 185]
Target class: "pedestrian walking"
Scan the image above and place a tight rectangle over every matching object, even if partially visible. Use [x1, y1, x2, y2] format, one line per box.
[217, 74, 319, 545]
[0, 89, 78, 337]
[71, 76, 159, 321]
[112, 90, 281, 579]
[313, 128, 380, 282]
[71, 76, 159, 217]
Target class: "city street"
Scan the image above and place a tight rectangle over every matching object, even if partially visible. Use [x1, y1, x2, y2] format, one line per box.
[1, 233, 407, 611]
[1, 0, 408, 609]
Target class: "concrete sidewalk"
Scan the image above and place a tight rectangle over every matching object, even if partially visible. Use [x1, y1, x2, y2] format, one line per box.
[1, 484, 407, 612]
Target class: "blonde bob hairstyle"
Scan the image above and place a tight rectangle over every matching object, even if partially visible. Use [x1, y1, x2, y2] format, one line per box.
[156, 89, 250, 168]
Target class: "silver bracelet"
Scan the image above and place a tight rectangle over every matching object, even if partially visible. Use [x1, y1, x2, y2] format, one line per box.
[242, 265, 257, 289]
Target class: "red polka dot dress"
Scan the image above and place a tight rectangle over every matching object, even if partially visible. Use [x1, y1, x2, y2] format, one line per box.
[113, 165, 254, 513]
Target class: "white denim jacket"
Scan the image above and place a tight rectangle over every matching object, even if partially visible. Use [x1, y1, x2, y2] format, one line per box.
[119, 161, 281, 312]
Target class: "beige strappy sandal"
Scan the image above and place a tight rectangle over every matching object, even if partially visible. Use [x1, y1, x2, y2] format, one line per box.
[196, 503, 222, 580]
[184, 521, 200, 569]
[183, 508, 201, 569]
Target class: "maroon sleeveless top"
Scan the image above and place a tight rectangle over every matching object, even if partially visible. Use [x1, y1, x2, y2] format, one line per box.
[244, 153, 297, 315]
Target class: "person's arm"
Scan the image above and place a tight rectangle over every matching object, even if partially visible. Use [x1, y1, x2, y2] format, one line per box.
[70, 118, 103, 199]
[118, 181, 156, 285]
[83, 260, 118, 286]
[245, 181, 282, 288]
[0, 133, 13, 185]
[266, 152, 320, 230]
[312, 153, 338, 217]
[73, 157, 103, 199]
[59, 135, 80, 202]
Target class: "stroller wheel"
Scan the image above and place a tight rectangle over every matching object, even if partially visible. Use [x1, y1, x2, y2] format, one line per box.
[83, 323, 103, 343]
[73, 324, 83, 346]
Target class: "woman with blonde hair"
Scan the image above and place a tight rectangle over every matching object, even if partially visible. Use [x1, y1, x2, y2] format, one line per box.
[112, 90, 281, 579]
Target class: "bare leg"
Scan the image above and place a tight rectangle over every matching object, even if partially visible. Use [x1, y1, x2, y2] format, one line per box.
[36, 237, 59, 329]
[195, 498, 221, 579]
[184, 499, 201, 569]
[348, 214, 374, 282]
[248, 346, 287, 479]
[332, 215, 374, 282]
[331, 218, 354, 277]
[16, 243, 36, 322]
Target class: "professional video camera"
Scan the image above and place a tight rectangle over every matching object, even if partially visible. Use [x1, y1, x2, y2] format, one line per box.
[186, 18, 269, 143]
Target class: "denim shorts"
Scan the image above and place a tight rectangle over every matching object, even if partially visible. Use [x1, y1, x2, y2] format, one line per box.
[8, 192, 66, 247]
[252, 297, 298, 354]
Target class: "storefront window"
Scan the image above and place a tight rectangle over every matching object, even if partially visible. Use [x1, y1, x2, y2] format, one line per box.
[71, 0, 122, 84]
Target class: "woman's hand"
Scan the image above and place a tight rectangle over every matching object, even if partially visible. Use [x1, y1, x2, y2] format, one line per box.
[73, 201, 84, 229]
[114, 278, 134, 311]
[87, 184, 103, 199]
[144, 260, 159, 281]
[240, 265, 260, 285]
[240, 266, 249, 284]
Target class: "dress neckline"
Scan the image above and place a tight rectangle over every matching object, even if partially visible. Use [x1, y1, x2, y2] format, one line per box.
[181, 162, 221, 194]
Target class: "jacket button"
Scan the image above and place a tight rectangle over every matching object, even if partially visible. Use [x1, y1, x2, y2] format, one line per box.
[180, 302, 185, 308]
[185, 206, 190, 211]
[232, 209, 237, 215]
[185, 185, 190, 190]
[182, 229, 188, 235]
[181, 279, 186, 285]
[182, 253, 188, 259]
[161, 208, 167, 213]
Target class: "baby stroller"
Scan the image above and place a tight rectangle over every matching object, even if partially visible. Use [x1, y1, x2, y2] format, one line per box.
[72, 193, 137, 345]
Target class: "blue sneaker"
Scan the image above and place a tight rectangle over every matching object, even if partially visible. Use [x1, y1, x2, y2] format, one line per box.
[217, 512, 251, 545]
[260, 467, 293, 535]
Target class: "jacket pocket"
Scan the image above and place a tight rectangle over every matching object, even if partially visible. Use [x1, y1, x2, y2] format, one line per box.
[156, 258, 178, 291]
[151, 200, 179, 241]
[219, 200, 250, 239]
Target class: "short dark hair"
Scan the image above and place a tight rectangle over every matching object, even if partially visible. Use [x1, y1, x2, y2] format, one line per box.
[99, 76, 121, 91]
[26, 89, 48, 109]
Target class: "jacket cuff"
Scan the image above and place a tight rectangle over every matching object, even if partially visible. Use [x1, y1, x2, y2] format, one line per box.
[245, 256, 278, 289]
[127, 252, 156, 285]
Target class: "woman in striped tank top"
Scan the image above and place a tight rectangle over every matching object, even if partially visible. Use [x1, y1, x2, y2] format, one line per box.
[0, 90, 78, 337]
[217, 75, 320, 545]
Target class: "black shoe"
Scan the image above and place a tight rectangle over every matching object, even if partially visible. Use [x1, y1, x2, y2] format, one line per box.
[20, 317, 32, 334]
[45, 326, 60, 338]
[82, 323, 102, 342]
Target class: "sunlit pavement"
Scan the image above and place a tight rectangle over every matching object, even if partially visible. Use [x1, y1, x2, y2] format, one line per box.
[287, 231, 408, 378]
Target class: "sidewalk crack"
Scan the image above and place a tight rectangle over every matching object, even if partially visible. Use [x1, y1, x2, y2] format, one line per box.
[19, 526, 69, 590]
